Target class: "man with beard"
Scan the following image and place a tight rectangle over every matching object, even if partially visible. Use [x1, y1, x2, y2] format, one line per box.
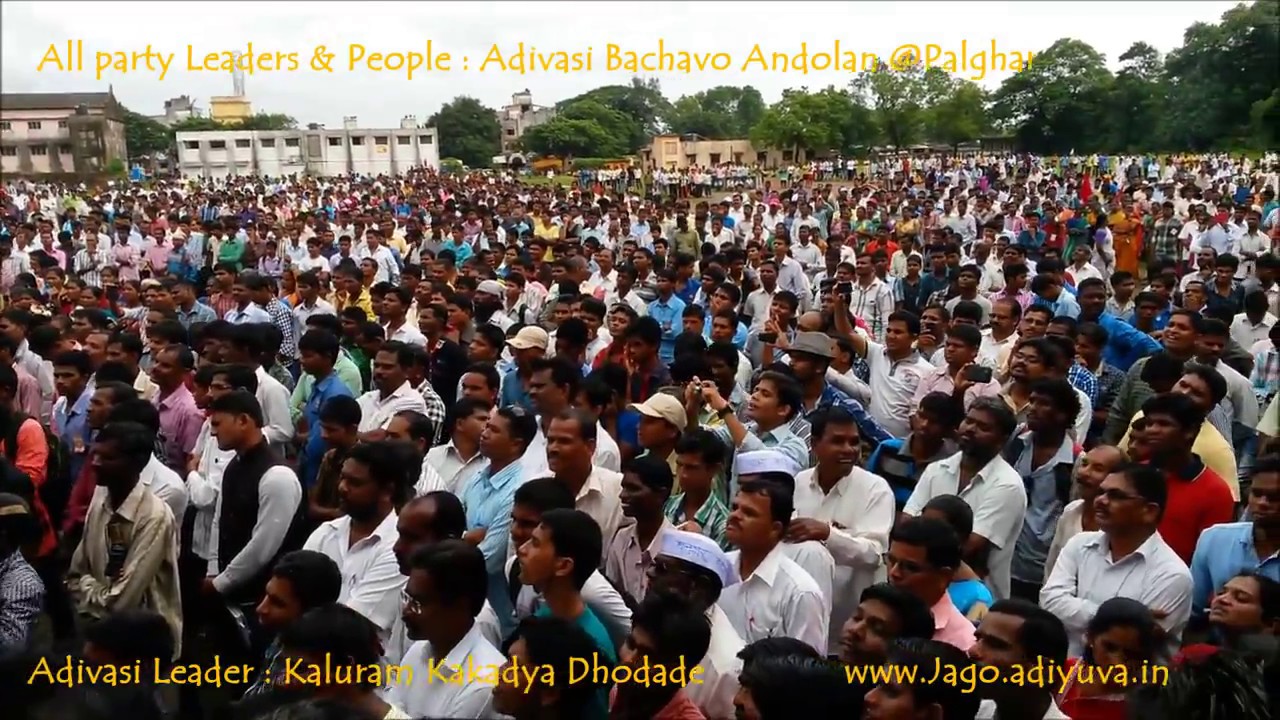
[474, 279, 515, 331]
[1190, 455, 1280, 620]
[903, 398, 1026, 601]
[646, 529, 743, 720]
[302, 440, 404, 646]
[384, 491, 501, 665]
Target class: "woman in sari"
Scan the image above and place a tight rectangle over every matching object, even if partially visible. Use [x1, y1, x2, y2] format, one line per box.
[1109, 199, 1141, 276]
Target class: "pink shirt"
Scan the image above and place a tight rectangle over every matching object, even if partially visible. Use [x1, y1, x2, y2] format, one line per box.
[13, 363, 41, 419]
[113, 242, 141, 282]
[911, 364, 1002, 412]
[932, 593, 977, 652]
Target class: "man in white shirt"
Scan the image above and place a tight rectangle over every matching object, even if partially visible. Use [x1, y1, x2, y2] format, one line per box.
[382, 286, 427, 348]
[425, 397, 489, 494]
[522, 358, 621, 475]
[292, 270, 336, 330]
[303, 440, 405, 645]
[388, 539, 504, 718]
[223, 275, 273, 324]
[790, 408, 895, 650]
[1040, 463, 1192, 658]
[356, 342, 428, 437]
[354, 229, 399, 285]
[903, 398, 1027, 601]
[718, 450, 831, 654]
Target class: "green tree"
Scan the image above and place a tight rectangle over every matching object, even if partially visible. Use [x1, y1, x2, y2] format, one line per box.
[1105, 42, 1166, 151]
[427, 96, 501, 168]
[559, 77, 671, 152]
[750, 86, 875, 158]
[237, 113, 297, 130]
[922, 78, 989, 148]
[1162, 1, 1280, 150]
[121, 108, 173, 158]
[665, 85, 766, 139]
[849, 54, 932, 148]
[521, 117, 620, 158]
[989, 38, 1113, 153]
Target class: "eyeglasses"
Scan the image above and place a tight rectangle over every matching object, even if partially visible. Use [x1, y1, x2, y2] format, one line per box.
[1100, 488, 1143, 503]
[400, 588, 422, 615]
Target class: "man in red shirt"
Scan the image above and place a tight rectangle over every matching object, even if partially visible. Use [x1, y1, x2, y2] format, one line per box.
[1135, 392, 1235, 563]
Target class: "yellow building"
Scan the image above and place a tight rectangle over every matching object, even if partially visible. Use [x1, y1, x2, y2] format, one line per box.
[209, 96, 252, 124]
[642, 134, 809, 170]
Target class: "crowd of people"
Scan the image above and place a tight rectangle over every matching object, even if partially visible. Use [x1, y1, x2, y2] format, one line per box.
[0, 151, 1278, 720]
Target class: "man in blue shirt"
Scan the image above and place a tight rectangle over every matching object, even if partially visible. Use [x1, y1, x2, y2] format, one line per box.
[1189, 457, 1280, 618]
[297, 330, 355, 488]
[462, 406, 537, 626]
[501, 327, 549, 413]
[647, 269, 687, 366]
[1075, 278, 1161, 372]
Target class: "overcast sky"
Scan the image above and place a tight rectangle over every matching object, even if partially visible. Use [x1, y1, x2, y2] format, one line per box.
[1, 1, 1244, 129]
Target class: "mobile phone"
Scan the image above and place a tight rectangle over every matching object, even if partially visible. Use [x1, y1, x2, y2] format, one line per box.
[759, 331, 778, 344]
[835, 281, 853, 304]
[964, 365, 994, 383]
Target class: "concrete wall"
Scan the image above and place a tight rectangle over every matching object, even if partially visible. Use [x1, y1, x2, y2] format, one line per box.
[176, 126, 440, 179]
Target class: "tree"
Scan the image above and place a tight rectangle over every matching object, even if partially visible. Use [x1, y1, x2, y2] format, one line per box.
[849, 54, 932, 148]
[665, 85, 766, 139]
[426, 96, 501, 168]
[121, 108, 172, 158]
[522, 117, 620, 159]
[1162, 1, 1279, 150]
[1105, 42, 1166, 151]
[558, 77, 671, 152]
[237, 113, 297, 130]
[751, 86, 876, 158]
[989, 38, 1113, 153]
[922, 79, 989, 148]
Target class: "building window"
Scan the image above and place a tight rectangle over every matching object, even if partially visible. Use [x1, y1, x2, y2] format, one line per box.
[327, 137, 341, 147]
[260, 138, 275, 148]
[58, 120, 68, 129]
[733, 153, 744, 163]
[757, 152, 768, 163]
[0, 147, 15, 156]
[210, 140, 226, 149]
[419, 135, 433, 145]
[59, 145, 72, 154]
[396, 136, 411, 146]
[374, 136, 388, 145]
[505, 128, 516, 136]
[31, 146, 47, 156]
[235, 139, 251, 148]
[285, 137, 300, 147]
[351, 136, 364, 146]
[709, 153, 721, 164]
[0, 122, 10, 131]
[183, 141, 199, 150]
[27, 121, 41, 130]
[782, 150, 794, 162]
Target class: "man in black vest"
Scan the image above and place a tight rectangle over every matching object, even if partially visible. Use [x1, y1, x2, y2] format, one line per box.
[201, 390, 305, 611]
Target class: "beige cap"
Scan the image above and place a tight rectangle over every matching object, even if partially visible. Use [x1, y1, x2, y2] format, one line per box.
[630, 394, 688, 432]
[508, 326, 549, 351]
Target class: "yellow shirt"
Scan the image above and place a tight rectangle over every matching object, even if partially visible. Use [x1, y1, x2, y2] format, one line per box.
[1118, 411, 1239, 500]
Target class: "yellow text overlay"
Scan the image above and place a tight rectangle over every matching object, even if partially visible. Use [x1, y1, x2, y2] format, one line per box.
[36, 40, 1033, 82]
[28, 653, 703, 695]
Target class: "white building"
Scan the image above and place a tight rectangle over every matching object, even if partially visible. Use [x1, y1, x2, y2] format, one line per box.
[176, 115, 439, 179]
[498, 90, 555, 154]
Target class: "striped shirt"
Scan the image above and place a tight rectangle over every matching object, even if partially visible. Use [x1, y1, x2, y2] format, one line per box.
[866, 435, 959, 510]
[665, 492, 731, 551]
[73, 247, 113, 288]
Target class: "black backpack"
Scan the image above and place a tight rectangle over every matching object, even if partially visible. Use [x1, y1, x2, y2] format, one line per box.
[4, 414, 75, 528]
